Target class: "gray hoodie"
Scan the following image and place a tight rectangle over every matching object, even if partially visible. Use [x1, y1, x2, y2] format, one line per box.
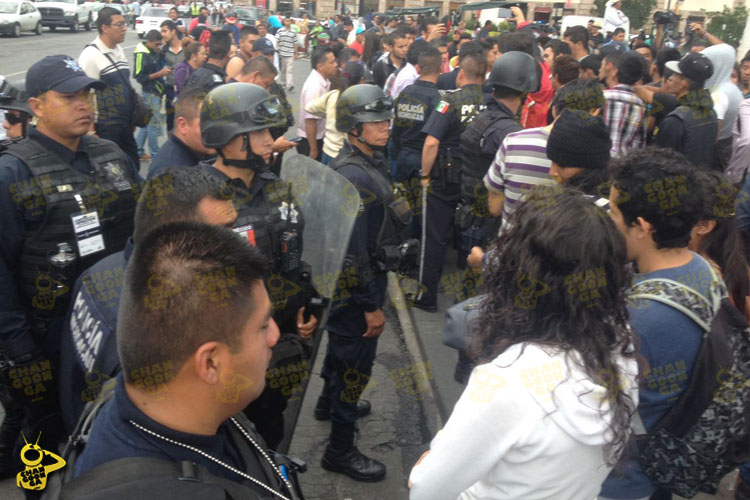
[703, 43, 743, 141]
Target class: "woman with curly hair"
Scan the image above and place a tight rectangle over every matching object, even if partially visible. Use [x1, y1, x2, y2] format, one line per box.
[409, 189, 639, 500]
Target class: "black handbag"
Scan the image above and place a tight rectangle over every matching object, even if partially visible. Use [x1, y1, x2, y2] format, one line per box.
[89, 45, 153, 128]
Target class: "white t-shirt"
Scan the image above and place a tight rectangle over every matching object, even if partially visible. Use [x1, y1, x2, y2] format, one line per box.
[409, 343, 639, 500]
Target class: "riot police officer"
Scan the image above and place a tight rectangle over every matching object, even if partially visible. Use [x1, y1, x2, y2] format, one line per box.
[416, 49, 487, 312]
[0, 80, 32, 143]
[0, 77, 33, 478]
[199, 82, 320, 451]
[0, 55, 140, 461]
[457, 52, 540, 275]
[315, 84, 415, 482]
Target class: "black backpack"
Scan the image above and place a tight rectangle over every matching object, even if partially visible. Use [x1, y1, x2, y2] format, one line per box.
[40, 380, 307, 500]
[629, 259, 750, 498]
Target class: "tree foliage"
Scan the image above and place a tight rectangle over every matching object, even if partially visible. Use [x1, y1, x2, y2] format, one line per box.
[706, 6, 748, 48]
[591, 0, 657, 32]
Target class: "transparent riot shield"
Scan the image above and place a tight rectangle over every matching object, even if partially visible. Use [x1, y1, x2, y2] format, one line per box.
[273, 153, 358, 453]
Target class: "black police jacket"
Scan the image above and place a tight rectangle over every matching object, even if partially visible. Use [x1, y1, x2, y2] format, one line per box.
[392, 80, 442, 155]
[0, 128, 139, 359]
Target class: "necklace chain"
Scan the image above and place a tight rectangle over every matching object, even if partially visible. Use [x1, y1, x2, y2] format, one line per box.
[129, 418, 292, 500]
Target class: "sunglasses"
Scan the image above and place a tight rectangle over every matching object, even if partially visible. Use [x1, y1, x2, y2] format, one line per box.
[4, 113, 25, 125]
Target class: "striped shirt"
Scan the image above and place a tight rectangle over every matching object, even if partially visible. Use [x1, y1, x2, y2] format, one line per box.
[78, 36, 133, 127]
[276, 28, 297, 58]
[603, 84, 647, 158]
[483, 127, 555, 229]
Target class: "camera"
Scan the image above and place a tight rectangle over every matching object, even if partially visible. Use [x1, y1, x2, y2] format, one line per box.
[653, 11, 678, 25]
[375, 239, 420, 274]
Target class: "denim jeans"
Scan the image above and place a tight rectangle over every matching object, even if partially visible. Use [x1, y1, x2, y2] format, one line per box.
[136, 92, 163, 157]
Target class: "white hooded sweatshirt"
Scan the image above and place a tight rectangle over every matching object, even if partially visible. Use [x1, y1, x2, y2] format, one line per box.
[409, 343, 639, 500]
[703, 43, 743, 141]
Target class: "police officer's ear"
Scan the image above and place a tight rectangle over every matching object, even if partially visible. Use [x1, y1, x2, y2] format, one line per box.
[192, 340, 227, 385]
[27, 95, 44, 120]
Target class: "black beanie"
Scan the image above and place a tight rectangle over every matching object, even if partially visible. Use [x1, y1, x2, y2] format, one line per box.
[547, 109, 612, 170]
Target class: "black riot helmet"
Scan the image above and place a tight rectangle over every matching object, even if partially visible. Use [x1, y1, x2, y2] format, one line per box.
[486, 51, 541, 94]
[335, 84, 393, 133]
[0, 79, 31, 138]
[200, 82, 285, 171]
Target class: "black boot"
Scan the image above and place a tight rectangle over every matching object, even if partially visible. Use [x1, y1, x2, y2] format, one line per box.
[321, 422, 385, 482]
[314, 397, 372, 421]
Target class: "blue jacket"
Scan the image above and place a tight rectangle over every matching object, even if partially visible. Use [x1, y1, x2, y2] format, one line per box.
[133, 42, 166, 96]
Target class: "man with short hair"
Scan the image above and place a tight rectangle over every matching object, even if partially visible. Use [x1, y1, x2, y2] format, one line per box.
[298, 47, 337, 160]
[332, 16, 353, 44]
[601, 146, 716, 500]
[185, 30, 232, 92]
[134, 29, 170, 161]
[580, 53, 603, 79]
[276, 17, 298, 91]
[168, 7, 186, 37]
[160, 19, 183, 132]
[148, 88, 215, 178]
[59, 167, 237, 430]
[79, 6, 138, 166]
[389, 39, 427, 99]
[552, 54, 580, 90]
[225, 25, 260, 81]
[563, 25, 590, 61]
[419, 16, 442, 42]
[391, 45, 442, 183]
[372, 30, 407, 88]
[70, 221, 297, 500]
[0, 54, 139, 461]
[635, 44, 655, 68]
[416, 50, 486, 312]
[257, 22, 279, 70]
[652, 52, 717, 169]
[600, 51, 648, 157]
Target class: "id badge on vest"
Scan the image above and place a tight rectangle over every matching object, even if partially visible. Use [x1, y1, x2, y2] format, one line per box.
[235, 224, 256, 246]
[70, 211, 105, 257]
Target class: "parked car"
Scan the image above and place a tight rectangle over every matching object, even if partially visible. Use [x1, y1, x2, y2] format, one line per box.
[0, 0, 42, 36]
[234, 6, 263, 26]
[107, 2, 132, 26]
[135, 6, 168, 38]
[35, 0, 93, 32]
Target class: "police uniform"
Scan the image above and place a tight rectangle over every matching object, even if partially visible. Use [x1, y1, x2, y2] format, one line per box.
[202, 161, 314, 452]
[456, 98, 521, 270]
[185, 63, 227, 93]
[391, 79, 441, 183]
[418, 83, 484, 309]
[321, 141, 411, 478]
[0, 126, 139, 453]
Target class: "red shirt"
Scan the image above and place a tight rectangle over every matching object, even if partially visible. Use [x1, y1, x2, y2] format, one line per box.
[521, 61, 554, 128]
[349, 40, 364, 56]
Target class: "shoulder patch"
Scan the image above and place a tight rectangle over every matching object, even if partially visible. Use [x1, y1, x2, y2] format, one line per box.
[436, 101, 450, 114]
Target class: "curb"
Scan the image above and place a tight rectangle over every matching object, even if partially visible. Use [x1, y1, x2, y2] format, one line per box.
[387, 272, 444, 431]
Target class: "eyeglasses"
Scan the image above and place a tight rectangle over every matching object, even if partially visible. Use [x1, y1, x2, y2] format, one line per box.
[109, 21, 127, 28]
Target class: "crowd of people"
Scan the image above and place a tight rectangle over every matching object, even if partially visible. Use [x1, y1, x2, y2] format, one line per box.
[2, 1, 750, 499]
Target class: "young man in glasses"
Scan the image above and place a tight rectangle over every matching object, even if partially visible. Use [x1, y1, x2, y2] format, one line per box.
[79, 7, 139, 167]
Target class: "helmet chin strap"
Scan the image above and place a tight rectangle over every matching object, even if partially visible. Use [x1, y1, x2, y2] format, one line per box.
[353, 125, 387, 152]
[219, 133, 270, 172]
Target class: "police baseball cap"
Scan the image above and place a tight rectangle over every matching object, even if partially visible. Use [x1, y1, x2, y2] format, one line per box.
[665, 52, 714, 85]
[252, 38, 275, 55]
[26, 55, 105, 98]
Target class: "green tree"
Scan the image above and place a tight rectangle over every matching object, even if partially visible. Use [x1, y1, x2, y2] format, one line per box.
[706, 6, 748, 48]
[591, 0, 657, 32]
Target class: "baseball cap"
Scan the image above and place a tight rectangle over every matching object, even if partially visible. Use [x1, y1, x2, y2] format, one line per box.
[665, 52, 714, 85]
[225, 12, 237, 22]
[252, 38, 275, 55]
[356, 26, 365, 34]
[26, 55, 104, 98]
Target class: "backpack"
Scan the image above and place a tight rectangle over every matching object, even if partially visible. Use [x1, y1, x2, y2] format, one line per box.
[40, 380, 307, 500]
[199, 28, 212, 49]
[629, 258, 750, 498]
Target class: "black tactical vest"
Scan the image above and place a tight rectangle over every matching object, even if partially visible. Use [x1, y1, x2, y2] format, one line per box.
[5, 136, 137, 322]
[229, 172, 302, 273]
[330, 149, 412, 253]
[663, 105, 718, 170]
[459, 108, 514, 200]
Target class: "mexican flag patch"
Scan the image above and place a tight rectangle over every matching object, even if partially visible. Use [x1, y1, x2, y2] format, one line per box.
[436, 101, 450, 114]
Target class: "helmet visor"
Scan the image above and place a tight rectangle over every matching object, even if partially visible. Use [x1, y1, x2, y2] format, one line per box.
[361, 96, 393, 113]
[248, 96, 284, 128]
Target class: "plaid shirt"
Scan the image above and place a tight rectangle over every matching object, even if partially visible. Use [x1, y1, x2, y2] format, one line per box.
[603, 84, 647, 158]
